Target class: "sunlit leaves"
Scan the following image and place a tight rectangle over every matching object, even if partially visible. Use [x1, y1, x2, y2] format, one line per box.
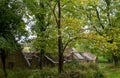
[62, 16, 83, 30]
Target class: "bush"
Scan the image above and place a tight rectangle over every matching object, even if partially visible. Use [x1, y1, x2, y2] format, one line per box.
[94, 71, 105, 78]
[62, 62, 105, 78]
[59, 70, 87, 78]
[88, 62, 98, 70]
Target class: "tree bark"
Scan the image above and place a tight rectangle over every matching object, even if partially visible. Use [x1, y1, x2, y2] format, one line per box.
[112, 53, 119, 66]
[39, 51, 44, 69]
[57, 0, 63, 73]
[0, 49, 7, 78]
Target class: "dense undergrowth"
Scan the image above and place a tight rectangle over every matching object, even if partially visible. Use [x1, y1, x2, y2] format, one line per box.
[0, 62, 105, 78]
[99, 63, 120, 78]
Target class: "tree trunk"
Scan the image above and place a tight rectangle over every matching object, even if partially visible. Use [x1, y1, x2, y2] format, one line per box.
[39, 51, 44, 69]
[112, 54, 119, 66]
[0, 49, 7, 78]
[39, 32, 45, 69]
[57, 0, 63, 73]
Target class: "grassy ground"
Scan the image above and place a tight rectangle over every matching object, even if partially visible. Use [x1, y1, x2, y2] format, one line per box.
[99, 63, 120, 78]
[0, 62, 103, 78]
[0, 63, 120, 78]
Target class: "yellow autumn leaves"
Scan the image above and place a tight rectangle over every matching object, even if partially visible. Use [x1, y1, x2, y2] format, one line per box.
[62, 16, 85, 30]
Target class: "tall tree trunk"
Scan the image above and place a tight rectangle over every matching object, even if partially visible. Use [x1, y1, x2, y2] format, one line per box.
[0, 49, 7, 78]
[57, 0, 63, 73]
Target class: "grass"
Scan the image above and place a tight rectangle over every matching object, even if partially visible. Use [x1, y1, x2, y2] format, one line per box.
[98, 56, 108, 63]
[99, 63, 120, 78]
[98, 56, 120, 78]
[2, 63, 120, 78]
[0, 62, 104, 78]
[0, 67, 58, 78]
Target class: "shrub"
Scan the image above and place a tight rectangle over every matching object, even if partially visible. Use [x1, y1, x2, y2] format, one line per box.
[94, 71, 105, 78]
[62, 62, 105, 78]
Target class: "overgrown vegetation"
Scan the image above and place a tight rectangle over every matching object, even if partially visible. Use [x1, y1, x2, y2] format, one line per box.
[99, 63, 120, 78]
[0, 63, 106, 78]
[1, 0, 120, 78]
[1, 63, 120, 78]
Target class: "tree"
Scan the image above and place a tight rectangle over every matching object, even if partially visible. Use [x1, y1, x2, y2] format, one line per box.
[57, 0, 63, 73]
[23, 0, 52, 69]
[23, 0, 83, 72]
[81, 0, 120, 65]
[47, 0, 89, 73]
[0, 0, 27, 77]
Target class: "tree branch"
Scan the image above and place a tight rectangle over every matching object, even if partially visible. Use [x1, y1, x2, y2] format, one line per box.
[47, 2, 58, 25]
[62, 33, 98, 53]
[86, 11, 102, 35]
[93, 26, 102, 36]
[95, 6, 104, 29]
[105, 0, 111, 26]
[63, 37, 77, 52]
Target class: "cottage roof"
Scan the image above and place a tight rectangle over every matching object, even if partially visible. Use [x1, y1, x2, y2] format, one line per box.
[81, 52, 96, 60]
[64, 47, 97, 62]
[64, 48, 84, 60]
[73, 52, 84, 59]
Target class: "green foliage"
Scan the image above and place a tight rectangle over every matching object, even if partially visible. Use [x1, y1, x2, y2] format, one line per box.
[0, 0, 28, 51]
[2, 0, 120, 76]
[60, 62, 105, 78]
[72, 0, 120, 64]
[99, 63, 120, 78]
[8, 70, 30, 78]
[94, 71, 105, 78]
[98, 56, 108, 63]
